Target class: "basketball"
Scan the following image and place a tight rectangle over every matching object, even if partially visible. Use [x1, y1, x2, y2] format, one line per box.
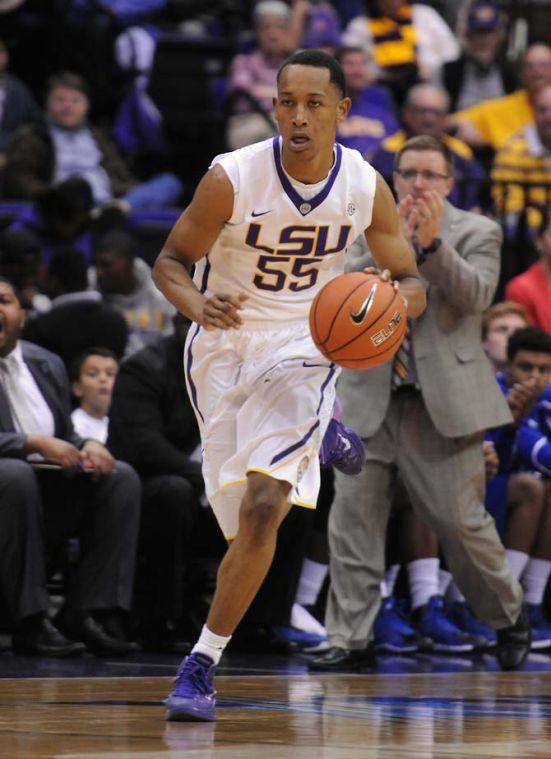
[309, 272, 407, 369]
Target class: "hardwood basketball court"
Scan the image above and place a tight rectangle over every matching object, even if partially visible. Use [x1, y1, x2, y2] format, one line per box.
[1, 651, 551, 757]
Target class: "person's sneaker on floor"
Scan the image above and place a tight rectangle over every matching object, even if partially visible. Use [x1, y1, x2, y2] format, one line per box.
[319, 418, 365, 475]
[166, 652, 217, 722]
[373, 596, 423, 654]
[271, 625, 327, 650]
[413, 595, 476, 653]
[446, 601, 497, 649]
[291, 603, 327, 638]
[527, 604, 551, 650]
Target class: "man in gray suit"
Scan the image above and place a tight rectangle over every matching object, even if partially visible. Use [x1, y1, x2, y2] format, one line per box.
[0, 277, 141, 656]
[310, 135, 530, 672]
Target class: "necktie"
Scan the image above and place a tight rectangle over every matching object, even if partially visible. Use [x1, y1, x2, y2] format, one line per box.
[0, 355, 48, 436]
[391, 322, 412, 389]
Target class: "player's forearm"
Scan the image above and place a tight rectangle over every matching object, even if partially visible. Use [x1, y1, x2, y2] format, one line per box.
[396, 276, 426, 319]
[152, 253, 205, 324]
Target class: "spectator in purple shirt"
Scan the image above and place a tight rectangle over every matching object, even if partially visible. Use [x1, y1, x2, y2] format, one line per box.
[226, 0, 298, 150]
[336, 46, 398, 156]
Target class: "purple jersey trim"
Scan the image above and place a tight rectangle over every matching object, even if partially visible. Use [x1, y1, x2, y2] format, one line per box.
[272, 137, 342, 216]
[270, 364, 336, 466]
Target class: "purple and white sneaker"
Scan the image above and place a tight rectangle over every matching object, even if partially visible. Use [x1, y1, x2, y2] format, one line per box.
[166, 653, 217, 722]
[319, 418, 366, 475]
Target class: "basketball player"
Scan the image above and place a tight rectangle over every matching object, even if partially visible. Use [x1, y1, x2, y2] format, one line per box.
[152, 49, 426, 722]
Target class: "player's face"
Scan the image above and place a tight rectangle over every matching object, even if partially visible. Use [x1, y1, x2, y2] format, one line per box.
[47, 85, 89, 130]
[0, 281, 25, 358]
[507, 349, 551, 394]
[483, 314, 527, 368]
[274, 64, 350, 161]
[73, 354, 118, 416]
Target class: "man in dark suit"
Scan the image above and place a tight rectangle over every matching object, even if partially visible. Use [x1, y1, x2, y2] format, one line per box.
[0, 276, 140, 656]
[108, 316, 225, 651]
[311, 136, 531, 673]
[23, 246, 128, 369]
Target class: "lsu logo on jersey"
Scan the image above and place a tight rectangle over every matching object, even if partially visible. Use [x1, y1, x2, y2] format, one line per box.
[245, 222, 352, 292]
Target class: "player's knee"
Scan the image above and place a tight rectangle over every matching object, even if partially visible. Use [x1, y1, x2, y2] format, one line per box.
[240, 477, 288, 543]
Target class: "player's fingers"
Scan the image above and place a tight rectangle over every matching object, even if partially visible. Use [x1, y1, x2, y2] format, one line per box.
[207, 297, 243, 325]
[363, 266, 380, 275]
[217, 293, 247, 310]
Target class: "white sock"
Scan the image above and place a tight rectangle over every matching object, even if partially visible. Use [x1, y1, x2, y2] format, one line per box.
[290, 603, 327, 637]
[447, 580, 466, 604]
[192, 625, 231, 665]
[438, 569, 452, 596]
[407, 558, 440, 610]
[296, 558, 329, 606]
[384, 564, 400, 597]
[521, 558, 551, 605]
[506, 549, 530, 581]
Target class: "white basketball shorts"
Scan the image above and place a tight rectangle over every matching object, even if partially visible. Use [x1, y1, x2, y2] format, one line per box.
[184, 322, 338, 539]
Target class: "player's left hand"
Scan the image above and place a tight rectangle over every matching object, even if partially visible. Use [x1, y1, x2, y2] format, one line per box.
[80, 440, 116, 476]
[202, 292, 249, 330]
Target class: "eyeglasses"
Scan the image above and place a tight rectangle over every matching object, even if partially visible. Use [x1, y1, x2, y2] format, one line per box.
[394, 168, 450, 182]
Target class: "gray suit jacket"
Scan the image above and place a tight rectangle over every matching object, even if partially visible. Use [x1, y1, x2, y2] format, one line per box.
[339, 202, 512, 439]
[0, 340, 83, 458]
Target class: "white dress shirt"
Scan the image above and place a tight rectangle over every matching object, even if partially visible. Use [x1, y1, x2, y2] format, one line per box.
[0, 343, 55, 438]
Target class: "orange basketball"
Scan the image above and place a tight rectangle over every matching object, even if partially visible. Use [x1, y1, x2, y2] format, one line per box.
[309, 272, 407, 369]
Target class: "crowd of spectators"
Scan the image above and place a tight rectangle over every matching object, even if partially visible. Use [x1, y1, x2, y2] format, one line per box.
[0, 0, 549, 661]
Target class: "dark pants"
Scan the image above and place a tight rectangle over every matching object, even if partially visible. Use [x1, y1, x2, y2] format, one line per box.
[0, 459, 141, 624]
[241, 504, 315, 628]
[136, 475, 225, 623]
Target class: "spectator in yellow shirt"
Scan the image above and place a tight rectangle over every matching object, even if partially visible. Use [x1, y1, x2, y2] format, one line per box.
[451, 43, 551, 150]
[492, 84, 551, 233]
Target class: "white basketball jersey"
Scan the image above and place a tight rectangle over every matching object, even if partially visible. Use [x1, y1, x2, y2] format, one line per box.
[193, 137, 377, 325]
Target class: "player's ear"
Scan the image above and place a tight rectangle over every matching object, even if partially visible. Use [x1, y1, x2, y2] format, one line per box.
[336, 96, 352, 123]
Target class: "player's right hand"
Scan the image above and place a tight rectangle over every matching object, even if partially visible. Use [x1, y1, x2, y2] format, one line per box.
[201, 292, 249, 330]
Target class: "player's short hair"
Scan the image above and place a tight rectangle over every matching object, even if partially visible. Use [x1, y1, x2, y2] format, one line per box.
[507, 326, 551, 362]
[70, 347, 118, 382]
[481, 301, 527, 340]
[46, 70, 89, 98]
[394, 135, 454, 176]
[277, 49, 347, 98]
